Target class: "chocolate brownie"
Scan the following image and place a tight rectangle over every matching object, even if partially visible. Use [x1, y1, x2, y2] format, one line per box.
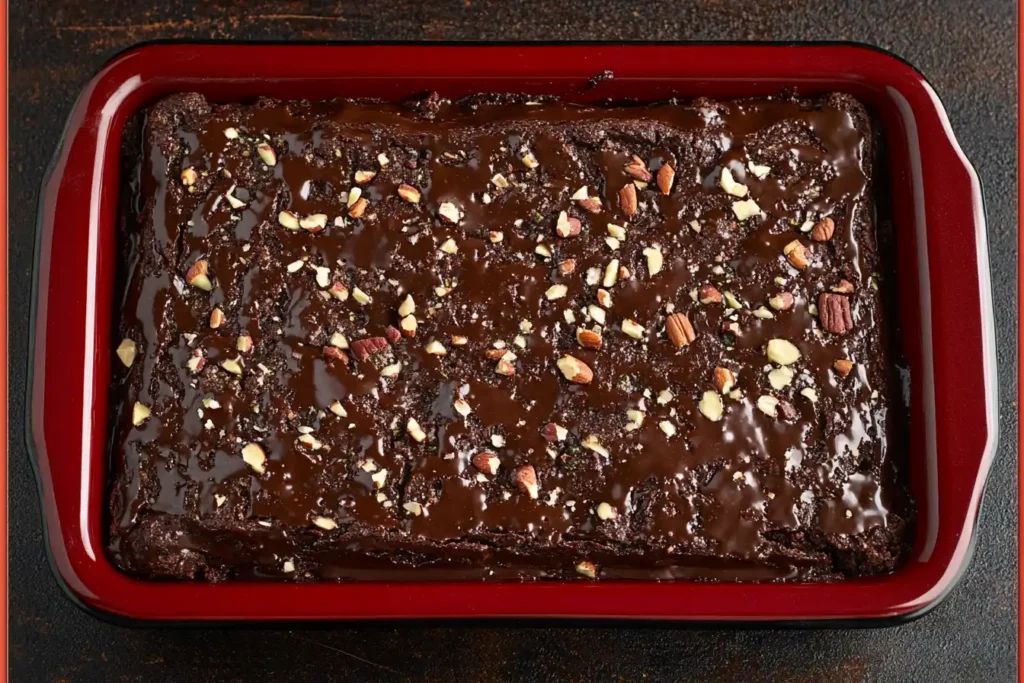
[108, 91, 912, 581]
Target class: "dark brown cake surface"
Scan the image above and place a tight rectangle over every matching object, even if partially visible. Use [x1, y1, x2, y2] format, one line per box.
[108, 91, 911, 582]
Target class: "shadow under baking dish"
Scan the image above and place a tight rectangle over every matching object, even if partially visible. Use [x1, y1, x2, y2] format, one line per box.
[29, 41, 996, 623]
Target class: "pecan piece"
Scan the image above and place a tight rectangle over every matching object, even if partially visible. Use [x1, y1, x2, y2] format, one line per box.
[810, 217, 835, 242]
[665, 312, 696, 349]
[351, 336, 389, 361]
[818, 293, 853, 335]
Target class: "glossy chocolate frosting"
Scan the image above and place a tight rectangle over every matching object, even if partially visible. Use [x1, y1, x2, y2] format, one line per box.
[108, 91, 911, 582]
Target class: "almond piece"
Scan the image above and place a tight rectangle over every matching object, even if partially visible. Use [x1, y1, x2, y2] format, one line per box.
[811, 217, 836, 242]
[576, 328, 602, 349]
[256, 143, 277, 166]
[783, 240, 810, 270]
[720, 167, 748, 197]
[438, 202, 461, 223]
[643, 246, 664, 276]
[757, 395, 780, 418]
[577, 196, 603, 213]
[116, 339, 137, 368]
[397, 183, 422, 203]
[769, 292, 795, 311]
[656, 163, 675, 195]
[241, 443, 266, 474]
[557, 355, 593, 384]
[558, 259, 577, 275]
[313, 516, 337, 530]
[619, 183, 638, 216]
[425, 340, 447, 355]
[621, 318, 646, 340]
[515, 464, 539, 499]
[712, 366, 736, 394]
[209, 307, 225, 329]
[731, 198, 762, 221]
[406, 418, 428, 442]
[768, 366, 794, 390]
[300, 214, 327, 232]
[545, 284, 568, 300]
[665, 313, 696, 349]
[400, 314, 417, 336]
[131, 402, 151, 426]
[602, 259, 620, 288]
[833, 359, 855, 377]
[699, 391, 724, 421]
[555, 211, 582, 238]
[698, 285, 722, 305]
[180, 167, 198, 186]
[495, 359, 516, 376]
[354, 170, 376, 184]
[185, 259, 213, 291]
[596, 502, 617, 520]
[348, 197, 369, 218]
[541, 423, 568, 442]
[472, 452, 501, 476]
[766, 339, 801, 366]
[236, 334, 253, 353]
[389, 295, 414, 322]
[576, 561, 598, 578]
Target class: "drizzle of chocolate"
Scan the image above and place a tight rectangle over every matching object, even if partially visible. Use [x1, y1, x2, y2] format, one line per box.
[108, 92, 908, 582]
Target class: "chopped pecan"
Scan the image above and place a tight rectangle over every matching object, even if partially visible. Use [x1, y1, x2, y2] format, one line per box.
[818, 293, 853, 335]
[351, 336, 389, 361]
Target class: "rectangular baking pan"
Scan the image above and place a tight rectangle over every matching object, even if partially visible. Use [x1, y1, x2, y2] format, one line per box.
[28, 42, 996, 624]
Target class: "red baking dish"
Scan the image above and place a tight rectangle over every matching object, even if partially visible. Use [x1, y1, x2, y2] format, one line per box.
[28, 42, 996, 623]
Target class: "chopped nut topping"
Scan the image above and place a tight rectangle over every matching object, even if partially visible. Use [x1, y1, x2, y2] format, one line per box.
[621, 318, 646, 340]
[313, 516, 337, 531]
[256, 143, 277, 166]
[472, 452, 501, 476]
[603, 259, 620, 288]
[783, 240, 810, 270]
[403, 501, 423, 516]
[619, 183, 638, 216]
[698, 285, 722, 304]
[351, 288, 372, 305]
[241, 443, 266, 474]
[659, 420, 678, 437]
[731, 198, 762, 221]
[699, 391, 724, 421]
[713, 367, 736, 394]
[819, 293, 853, 334]
[185, 259, 213, 291]
[439, 237, 459, 255]
[811, 217, 836, 242]
[392, 184, 420, 204]
[747, 161, 771, 179]
[768, 366, 794, 390]
[665, 313, 695, 348]
[515, 464, 539, 499]
[116, 339, 137, 368]
[757, 395, 780, 418]
[545, 284, 568, 300]
[425, 340, 447, 355]
[576, 561, 598, 578]
[643, 246, 664, 276]
[407, 418, 428, 442]
[132, 402, 151, 426]
[354, 170, 376, 184]
[596, 502, 617, 520]
[657, 163, 675, 194]
[719, 167, 748, 197]
[833, 359, 855, 377]
[766, 339, 801, 366]
[557, 355, 593, 384]
[491, 173, 509, 189]
[576, 328, 602, 349]
[180, 167, 198, 186]
[555, 211, 582, 238]
[769, 292, 795, 311]
[624, 155, 652, 182]
[521, 151, 539, 169]
[220, 358, 243, 375]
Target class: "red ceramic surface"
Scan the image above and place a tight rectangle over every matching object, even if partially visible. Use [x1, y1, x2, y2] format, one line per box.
[29, 43, 996, 623]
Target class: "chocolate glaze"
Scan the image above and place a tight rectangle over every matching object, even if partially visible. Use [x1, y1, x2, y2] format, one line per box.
[108, 91, 912, 582]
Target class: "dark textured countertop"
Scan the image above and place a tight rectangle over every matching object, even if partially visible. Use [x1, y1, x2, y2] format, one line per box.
[9, 1, 1016, 681]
